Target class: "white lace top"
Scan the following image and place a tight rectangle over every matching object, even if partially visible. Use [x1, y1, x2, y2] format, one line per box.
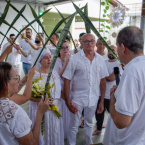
[0, 98, 32, 145]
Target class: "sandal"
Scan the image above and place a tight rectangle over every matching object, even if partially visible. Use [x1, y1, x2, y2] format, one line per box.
[79, 120, 84, 128]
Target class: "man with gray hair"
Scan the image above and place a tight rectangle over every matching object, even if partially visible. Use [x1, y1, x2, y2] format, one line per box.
[63, 33, 108, 145]
[103, 26, 145, 145]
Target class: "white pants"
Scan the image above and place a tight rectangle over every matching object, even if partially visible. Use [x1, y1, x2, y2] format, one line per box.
[67, 102, 97, 145]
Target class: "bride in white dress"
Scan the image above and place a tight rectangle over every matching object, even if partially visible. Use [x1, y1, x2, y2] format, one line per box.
[29, 49, 64, 145]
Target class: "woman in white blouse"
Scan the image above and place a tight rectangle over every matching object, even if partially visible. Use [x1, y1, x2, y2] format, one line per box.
[0, 62, 51, 145]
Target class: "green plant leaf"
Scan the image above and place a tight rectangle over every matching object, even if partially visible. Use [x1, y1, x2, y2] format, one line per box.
[7, 1, 39, 36]
[72, 2, 120, 62]
[105, 30, 109, 33]
[106, 20, 109, 23]
[101, 24, 105, 27]
[103, 14, 106, 17]
[104, 9, 107, 13]
[101, 2, 106, 6]
[11, 7, 51, 46]
[100, 20, 105, 22]
[0, 0, 10, 27]
[84, 3, 91, 33]
[106, 26, 111, 29]
[28, 3, 51, 38]
[104, 37, 107, 40]
[99, 30, 104, 32]
[105, 6, 109, 10]
[55, 6, 77, 50]
[0, 5, 26, 46]
[43, 14, 75, 100]
[33, 6, 84, 67]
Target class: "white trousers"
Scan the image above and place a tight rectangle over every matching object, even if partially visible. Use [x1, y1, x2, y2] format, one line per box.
[67, 102, 97, 145]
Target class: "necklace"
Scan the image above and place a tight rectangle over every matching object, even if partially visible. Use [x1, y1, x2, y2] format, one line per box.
[83, 56, 98, 87]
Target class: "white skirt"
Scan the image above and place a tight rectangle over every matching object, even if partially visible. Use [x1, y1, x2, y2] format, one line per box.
[29, 100, 64, 145]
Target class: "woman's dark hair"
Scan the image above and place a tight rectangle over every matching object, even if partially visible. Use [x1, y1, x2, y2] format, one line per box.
[0, 62, 12, 97]
[58, 40, 69, 57]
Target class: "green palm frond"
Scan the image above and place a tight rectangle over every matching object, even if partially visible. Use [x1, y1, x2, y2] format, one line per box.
[0, 0, 10, 27]
[0, 5, 26, 46]
[11, 7, 51, 46]
[43, 14, 75, 100]
[72, 2, 120, 62]
[84, 3, 91, 33]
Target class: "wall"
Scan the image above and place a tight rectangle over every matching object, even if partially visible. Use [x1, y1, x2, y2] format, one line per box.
[0, 1, 46, 47]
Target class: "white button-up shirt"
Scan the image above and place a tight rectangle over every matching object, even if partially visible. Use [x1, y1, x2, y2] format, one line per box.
[63, 50, 109, 107]
[103, 56, 145, 145]
[20, 39, 34, 64]
[2, 42, 21, 66]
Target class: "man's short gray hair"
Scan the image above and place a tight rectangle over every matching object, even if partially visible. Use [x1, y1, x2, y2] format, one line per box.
[117, 26, 144, 54]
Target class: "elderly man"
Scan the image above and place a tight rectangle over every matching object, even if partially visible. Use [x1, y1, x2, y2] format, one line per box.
[96, 39, 108, 60]
[63, 33, 108, 145]
[103, 26, 145, 145]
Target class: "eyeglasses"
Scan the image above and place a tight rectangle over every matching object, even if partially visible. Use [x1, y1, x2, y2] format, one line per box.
[83, 39, 95, 44]
[61, 46, 69, 50]
[12, 75, 20, 82]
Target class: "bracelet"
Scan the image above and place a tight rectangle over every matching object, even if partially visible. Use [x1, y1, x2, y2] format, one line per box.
[27, 77, 32, 80]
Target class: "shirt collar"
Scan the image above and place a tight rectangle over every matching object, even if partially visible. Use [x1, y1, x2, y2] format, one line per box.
[80, 49, 98, 58]
[124, 55, 145, 69]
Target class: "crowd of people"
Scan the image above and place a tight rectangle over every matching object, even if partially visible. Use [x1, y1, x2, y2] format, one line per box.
[0, 25, 145, 145]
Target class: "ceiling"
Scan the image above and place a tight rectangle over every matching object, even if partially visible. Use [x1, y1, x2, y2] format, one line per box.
[0, 0, 83, 6]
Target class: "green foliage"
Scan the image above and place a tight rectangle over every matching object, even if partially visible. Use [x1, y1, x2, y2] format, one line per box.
[99, 30, 104, 32]
[106, 26, 111, 29]
[101, 2, 105, 6]
[103, 14, 106, 17]
[105, 6, 109, 10]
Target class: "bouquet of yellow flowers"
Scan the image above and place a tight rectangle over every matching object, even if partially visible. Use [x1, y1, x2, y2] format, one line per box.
[31, 77, 62, 136]
[31, 77, 62, 118]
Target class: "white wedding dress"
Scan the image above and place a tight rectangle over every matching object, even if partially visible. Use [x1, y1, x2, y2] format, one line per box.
[29, 70, 64, 145]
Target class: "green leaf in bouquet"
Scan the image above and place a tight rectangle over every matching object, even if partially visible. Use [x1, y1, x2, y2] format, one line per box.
[72, 2, 120, 62]
[101, 24, 105, 27]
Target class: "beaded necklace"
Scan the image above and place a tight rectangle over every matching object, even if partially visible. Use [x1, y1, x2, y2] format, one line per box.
[83, 56, 98, 87]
